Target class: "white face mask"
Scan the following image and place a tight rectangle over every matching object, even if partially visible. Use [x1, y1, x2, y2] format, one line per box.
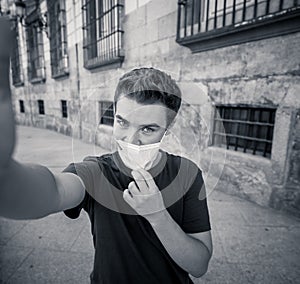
[115, 139, 162, 171]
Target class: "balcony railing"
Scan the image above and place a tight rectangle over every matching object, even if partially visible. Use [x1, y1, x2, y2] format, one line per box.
[177, 0, 300, 52]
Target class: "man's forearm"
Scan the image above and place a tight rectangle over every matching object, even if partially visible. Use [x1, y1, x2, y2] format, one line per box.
[0, 159, 60, 220]
[146, 210, 211, 278]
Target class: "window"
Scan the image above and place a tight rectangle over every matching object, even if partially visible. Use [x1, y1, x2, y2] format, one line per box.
[99, 101, 114, 126]
[38, 100, 45, 115]
[11, 20, 24, 86]
[212, 105, 276, 158]
[47, 0, 69, 78]
[26, 12, 46, 83]
[177, 0, 300, 52]
[82, 0, 124, 69]
[19, 100, 25, 113]
[61, 100, 68, 118]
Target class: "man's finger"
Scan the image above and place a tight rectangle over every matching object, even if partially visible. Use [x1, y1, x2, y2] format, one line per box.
[128, 181, 140, 195]
[123, 189, 134, 204]
[131, 170, 148, 193]
[136, 169, 158, 192]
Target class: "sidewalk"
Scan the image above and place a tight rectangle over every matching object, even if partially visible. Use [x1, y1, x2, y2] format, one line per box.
[0, 125, 299, 283]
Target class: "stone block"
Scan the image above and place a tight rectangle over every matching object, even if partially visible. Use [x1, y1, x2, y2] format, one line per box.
[286, 109, 300, 187]
[123, 3, 146, 29]
[144, 20, 159, 44]
[181, 45, 246, 81]
[146, 0, 177, 23]
[138, 0, 151, 7]
[0, 245, 33, 283]
[7, 248, 93, 283]
[272, 107, 293, 181]
[125, 0, 138, 15]
[157, 12, 177, 40]
[243, 32, 300, 77]
[283, 79, 300, 108]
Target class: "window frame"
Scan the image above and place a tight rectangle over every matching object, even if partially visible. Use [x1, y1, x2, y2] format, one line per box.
[47, 0, 69, 79]
[99, 101, 114, 126]
[38, 99, 45, 115]
[211, 104, 276, 158]
[82, 0, 125, 70]
[61, 100, 68, 118]
[19, 100, 25, 113]
[25, 10, 46, 84]
[11, 19, 24, 87]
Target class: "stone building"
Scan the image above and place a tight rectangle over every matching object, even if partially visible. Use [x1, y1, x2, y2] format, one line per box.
[6, 0, 300, 216]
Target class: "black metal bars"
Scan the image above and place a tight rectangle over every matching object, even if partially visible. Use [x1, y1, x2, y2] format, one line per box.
[213, 106, 276, 158]
[82, 0, 124, 69]
[47, 0, 69, 78]
[177, 0, 300, 40]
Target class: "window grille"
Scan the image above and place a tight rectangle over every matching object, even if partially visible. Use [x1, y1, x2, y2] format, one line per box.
[99, 101, 114, 126]
[38, 100, 45, 115]
[61, 100, 68, 118]
[26, 17, 46, 83]
[11, 20, 24, 86]
[213, 105, 276, 158]
[177, 0, 300, 52]
[47, 0, 69, 78]
[82, 0, 124, 69]
[19, 100, 25, 113]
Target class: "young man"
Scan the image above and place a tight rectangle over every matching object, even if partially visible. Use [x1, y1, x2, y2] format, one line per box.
[0, 18, 212, 284]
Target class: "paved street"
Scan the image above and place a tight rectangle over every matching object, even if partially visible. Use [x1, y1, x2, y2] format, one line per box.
[0, 125, 299, 284]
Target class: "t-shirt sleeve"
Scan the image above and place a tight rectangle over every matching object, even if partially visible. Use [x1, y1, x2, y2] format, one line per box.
[62, 161, 93, 219]
[181, 164, 211, 234]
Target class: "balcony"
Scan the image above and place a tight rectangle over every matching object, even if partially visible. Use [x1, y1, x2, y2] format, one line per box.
[176, 0, 300, 52]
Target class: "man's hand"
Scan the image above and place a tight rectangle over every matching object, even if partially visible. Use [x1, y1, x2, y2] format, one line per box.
[123, 169, 166, 218]
[124, 169, 212, 278]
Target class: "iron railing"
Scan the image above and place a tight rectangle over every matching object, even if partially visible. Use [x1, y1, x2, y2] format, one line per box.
[11, 19, 24, 86]
[47, 0, 69, 78]
[82, 0, 124, 69]
[177, 0, 300, 47]
[26, 20, 46, 83]
[213, 105, 276, 158]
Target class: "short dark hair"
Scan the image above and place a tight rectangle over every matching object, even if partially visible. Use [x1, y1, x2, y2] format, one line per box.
[114, 67, 182, 126]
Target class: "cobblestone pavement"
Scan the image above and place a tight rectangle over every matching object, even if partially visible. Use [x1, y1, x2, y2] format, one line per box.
[0, 125, 299, 283]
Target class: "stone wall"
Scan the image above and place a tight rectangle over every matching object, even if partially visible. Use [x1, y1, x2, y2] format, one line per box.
[11, 0, 300, 216]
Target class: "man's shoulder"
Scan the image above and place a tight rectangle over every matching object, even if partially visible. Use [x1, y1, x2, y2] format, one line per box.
[82, 153, 115, 168]
[164, 151, 199, 171]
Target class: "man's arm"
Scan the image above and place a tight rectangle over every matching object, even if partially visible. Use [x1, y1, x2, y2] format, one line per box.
[0, 17, 85, 220]
[0, 159, 86, 220]
[148, 211, 212, 277]
[123, 169, 212, 278]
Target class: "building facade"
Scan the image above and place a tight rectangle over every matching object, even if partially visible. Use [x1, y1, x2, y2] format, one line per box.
[7, 0, 300, 216]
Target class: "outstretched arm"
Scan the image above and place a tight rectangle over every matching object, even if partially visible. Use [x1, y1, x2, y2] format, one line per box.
[0, 17, 85, 220]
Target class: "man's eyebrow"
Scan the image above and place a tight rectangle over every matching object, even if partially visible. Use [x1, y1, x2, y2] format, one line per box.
[139, 123, 161, 128]
[115, 115, 128, 123]
[116, 114, 161, 128]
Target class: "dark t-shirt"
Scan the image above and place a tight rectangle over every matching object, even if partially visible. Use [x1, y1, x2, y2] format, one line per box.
[62, 150, 211, 284]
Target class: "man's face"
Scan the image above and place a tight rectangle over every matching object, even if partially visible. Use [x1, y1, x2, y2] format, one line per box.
[113, 96, 168, 145]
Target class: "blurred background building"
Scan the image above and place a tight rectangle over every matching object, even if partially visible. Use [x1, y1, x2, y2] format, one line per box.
[1, 0, 300, 216]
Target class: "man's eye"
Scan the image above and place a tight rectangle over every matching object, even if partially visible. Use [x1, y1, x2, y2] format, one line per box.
[117, 120, 126, 127]
[142, 127, 155, 134]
